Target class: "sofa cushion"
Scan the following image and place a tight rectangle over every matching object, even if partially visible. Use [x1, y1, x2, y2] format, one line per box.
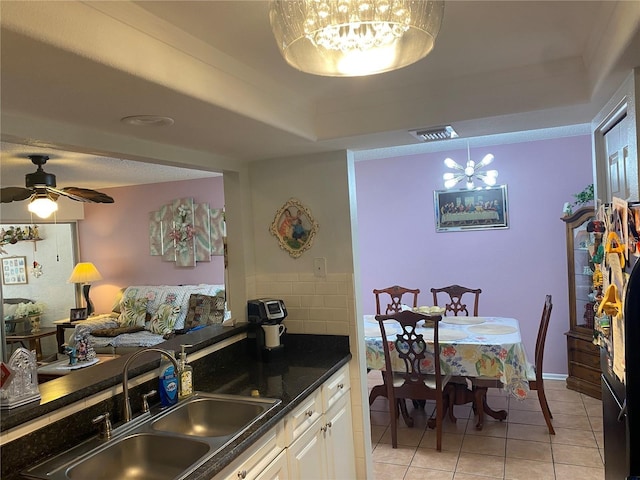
[184, 294, 213, 330]
[92, 325, 145, 337]
[148, 303, 181, 335]
[118, 297, 148, 327]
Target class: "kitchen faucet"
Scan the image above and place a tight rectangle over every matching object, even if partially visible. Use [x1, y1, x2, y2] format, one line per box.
[121, 347, 180, 422]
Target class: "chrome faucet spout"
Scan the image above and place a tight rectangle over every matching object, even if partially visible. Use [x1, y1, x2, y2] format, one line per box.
[122, 347, 180, 422]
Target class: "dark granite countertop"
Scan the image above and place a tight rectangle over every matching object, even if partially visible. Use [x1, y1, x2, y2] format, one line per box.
[2, 330, 351, 480]
[184, 336, 351, 479]
[1, 323, 248, 432]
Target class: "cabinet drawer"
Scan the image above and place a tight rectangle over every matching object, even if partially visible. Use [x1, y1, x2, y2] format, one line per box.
[569, 349, 600, 369]
[567, 336, 599, 355]
[568, 362, 601, 385]
[322, 364, 350, 412]
[216, 421, 284, 480]
[284, 389, 322, 444]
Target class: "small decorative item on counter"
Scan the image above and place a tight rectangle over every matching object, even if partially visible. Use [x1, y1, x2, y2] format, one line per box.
[0, 347, 41, 409]
[71, 325, 96, 362]
[178, 344, 194, 399]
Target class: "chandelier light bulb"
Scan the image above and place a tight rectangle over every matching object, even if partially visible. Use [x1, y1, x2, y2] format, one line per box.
[444, 157, 459, 169]
[442, 146, 499, 189]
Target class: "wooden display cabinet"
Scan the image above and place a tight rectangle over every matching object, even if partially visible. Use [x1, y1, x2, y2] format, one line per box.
[562, 207, 602, 399]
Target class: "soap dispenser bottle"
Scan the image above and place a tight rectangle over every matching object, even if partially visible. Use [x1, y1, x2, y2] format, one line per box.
[158, 350, 178, 407]
[178, 344, 194, 399]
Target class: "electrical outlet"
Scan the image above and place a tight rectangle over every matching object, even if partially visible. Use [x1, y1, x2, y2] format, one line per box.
[313, 257, 326, 277]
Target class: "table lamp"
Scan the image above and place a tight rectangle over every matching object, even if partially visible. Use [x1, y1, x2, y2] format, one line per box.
[68, 262, 103, 316]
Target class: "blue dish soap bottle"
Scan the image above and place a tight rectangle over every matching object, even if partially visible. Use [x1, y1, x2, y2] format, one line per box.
[158, 351, 178, 407]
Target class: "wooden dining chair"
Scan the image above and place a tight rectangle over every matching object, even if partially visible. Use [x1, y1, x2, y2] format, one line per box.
[373, 285, 420, 314]
[528, 294, 555, 434]
[375, 310, 451, 451]
[369, 286, 420, 405]
[430, 284, 482, 316]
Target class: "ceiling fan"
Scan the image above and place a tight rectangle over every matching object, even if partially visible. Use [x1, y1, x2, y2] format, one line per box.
[1, 155, 114, 218]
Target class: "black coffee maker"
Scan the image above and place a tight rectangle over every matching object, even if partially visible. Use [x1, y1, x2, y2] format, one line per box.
[247, 299, 287, 362]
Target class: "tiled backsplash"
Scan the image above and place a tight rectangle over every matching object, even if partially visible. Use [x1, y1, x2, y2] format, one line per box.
[247, 273, 354, 336]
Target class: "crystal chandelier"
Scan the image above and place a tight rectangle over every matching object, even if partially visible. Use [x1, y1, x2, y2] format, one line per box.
[269, 0, 445, 77]
[443, 145, 498, 190]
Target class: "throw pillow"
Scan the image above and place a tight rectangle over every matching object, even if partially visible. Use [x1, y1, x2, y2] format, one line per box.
[183, 294, 218, 330]
[148, 303, 181, 335]
[118, 297, 148, 327]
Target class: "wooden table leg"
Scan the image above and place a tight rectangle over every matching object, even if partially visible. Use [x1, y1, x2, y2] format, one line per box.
[472, 386, 508, 430]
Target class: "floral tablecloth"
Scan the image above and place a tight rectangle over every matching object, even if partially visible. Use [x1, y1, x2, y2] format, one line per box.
[364, 315, 531, 399]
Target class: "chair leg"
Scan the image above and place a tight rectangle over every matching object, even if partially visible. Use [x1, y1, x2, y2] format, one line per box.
[537, 388, 555, 435]
[435, 393, 443, 452]
[398, 398, 414, 428]
[389, 395, 399, 448]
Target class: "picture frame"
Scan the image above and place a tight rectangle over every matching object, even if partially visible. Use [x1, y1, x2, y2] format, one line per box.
[434, 185, 509, 232]
[1, 256, 28, 285]
[269, 198, 319, 258]
[70, 307, 88, 321]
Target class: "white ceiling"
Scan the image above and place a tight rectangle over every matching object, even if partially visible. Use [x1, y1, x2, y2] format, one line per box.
[1, 1, 640, 189]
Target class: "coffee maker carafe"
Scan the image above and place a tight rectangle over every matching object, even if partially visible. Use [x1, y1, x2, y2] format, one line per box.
[247, 299, 287, 361]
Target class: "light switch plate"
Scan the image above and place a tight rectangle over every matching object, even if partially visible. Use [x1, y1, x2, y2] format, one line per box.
[313, 257, 326, 277]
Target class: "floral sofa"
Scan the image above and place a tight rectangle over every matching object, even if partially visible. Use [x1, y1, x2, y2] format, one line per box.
[70, 284, 227, 355]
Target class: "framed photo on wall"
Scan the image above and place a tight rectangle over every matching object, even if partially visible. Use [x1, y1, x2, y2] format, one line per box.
[434, 185, 509, 232]
[1, 256, 28, 285]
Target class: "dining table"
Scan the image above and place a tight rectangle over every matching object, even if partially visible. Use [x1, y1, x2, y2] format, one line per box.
[364, 314, 532, 429]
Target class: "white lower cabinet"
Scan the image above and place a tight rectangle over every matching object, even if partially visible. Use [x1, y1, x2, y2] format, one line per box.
[324, 393, 355, 480]
[216, 421, 285, 480]
[255, 450, 289, 480]
[286, 364, 355, 480]
[212, 364, 354, 480]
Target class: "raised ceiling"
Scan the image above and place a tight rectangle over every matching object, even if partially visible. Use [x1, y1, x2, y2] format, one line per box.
[1, 1, 640, 187]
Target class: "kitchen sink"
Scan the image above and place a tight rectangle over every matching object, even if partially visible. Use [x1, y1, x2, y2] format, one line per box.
[151, 393, 278, 437]
[66, 433, 209, 480]
[23, 392, 281, 480]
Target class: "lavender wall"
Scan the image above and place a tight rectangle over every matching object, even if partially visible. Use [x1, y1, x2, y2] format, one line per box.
[355, 135, 593, 375]
[78, 176, 225, 314]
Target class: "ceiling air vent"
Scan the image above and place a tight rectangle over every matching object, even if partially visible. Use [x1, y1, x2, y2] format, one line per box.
[409, 125, 458, 142]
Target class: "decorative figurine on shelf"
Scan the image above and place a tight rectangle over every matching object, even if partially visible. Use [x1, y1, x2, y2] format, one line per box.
[72, 325, 96, 362]
[63, 345, 77, 366]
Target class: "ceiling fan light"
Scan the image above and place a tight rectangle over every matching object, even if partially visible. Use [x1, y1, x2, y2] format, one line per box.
[28, 196, 58, 218]
[444, 177, 461, 189]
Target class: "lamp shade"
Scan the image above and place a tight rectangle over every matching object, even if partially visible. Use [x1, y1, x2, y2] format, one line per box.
[269, 0, 445, 77]
[68, 262, 102, 284]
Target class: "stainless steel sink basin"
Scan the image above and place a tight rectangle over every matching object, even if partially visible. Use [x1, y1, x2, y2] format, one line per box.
[23, 392, 281, 480]
[151, 393, 277, 437]
[66, 433, 209, 480]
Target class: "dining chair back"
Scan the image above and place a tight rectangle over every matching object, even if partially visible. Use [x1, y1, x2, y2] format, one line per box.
[528, 294, 555, 434]
[373, 285, 420, 315]
[375, 310, 450, 451]
[430, 284, 482, 316]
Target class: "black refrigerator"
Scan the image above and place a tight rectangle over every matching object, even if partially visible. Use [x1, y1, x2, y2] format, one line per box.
[601, 256, 640, 480]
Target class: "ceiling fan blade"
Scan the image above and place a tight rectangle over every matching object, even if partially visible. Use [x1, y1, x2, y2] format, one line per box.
[55, 187, 114, 203]
[1, 187, 34, 203]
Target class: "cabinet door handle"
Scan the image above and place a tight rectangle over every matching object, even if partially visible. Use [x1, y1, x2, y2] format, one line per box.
[337, 383, 344, 389]
[306, 409, 314, 417]
[237, 469, 247, 479]
[321, 421, 333, 432]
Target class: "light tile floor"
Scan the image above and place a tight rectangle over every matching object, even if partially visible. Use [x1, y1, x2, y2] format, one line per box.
[368, 371, 605, 480]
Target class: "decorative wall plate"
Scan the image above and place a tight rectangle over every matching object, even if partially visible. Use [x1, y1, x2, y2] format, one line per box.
[269, 198, 318, 258]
